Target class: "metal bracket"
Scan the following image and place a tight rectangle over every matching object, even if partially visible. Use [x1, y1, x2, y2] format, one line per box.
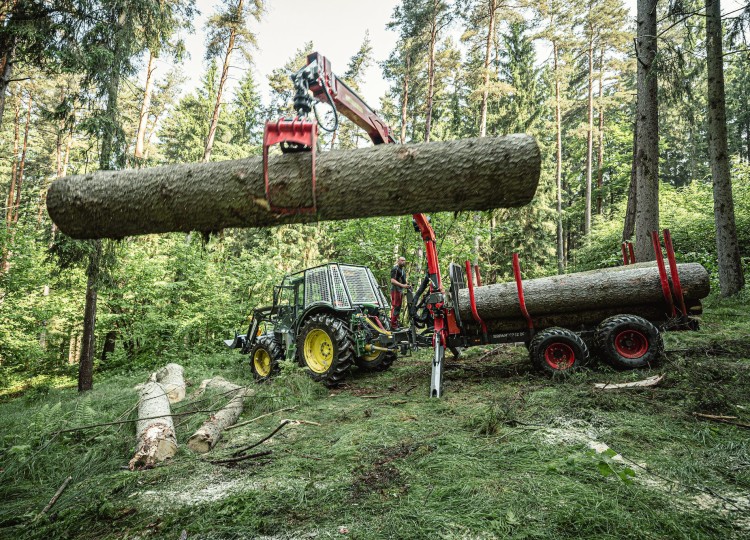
[262, 117, 318, 215]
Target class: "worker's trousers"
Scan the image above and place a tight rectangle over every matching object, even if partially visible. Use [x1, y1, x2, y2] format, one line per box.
[390, 290, 403, 329]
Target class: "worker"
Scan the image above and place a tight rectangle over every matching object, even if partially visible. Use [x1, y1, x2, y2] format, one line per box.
[390, 256, 411, 329]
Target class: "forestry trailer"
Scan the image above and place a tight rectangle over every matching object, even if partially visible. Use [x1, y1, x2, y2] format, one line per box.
[226, 52, 710, 396]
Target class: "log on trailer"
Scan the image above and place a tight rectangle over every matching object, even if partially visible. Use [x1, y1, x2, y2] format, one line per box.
[46, 135, 541, 239]
[456, 263, 710, 327]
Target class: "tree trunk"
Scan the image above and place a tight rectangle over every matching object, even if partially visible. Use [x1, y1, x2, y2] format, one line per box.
[457, 262, 710, 321]
[187, 378, 253, 454]
[134, 50, 156, 159]
[101, 330, 116, 362]
[635, 0, 659, 261]
[400, 55, 410, 144]
[553, 40, 564, 274]
[203, 0, 242, 162]
[479, 0, 497, 138]
[129, 381, 178, 470]
[424, 19, 437, 143]
[585, 37, 594, 235]
[0, 38, 16, 131]
[148, 362, 186, 403]
[12, 91, 32, 223]
[48, 134, 542, 239]
[78, 240, 100, 392]
[596, 47, 605, 215]
[5, 97, 20, 226]
[623, 121, 637, 241]
[706, 0, 745, 296]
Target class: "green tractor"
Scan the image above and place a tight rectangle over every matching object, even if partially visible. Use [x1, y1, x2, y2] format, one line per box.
[226, 263, 411, 386]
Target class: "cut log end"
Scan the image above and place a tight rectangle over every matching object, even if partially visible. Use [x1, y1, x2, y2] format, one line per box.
[129, 423, 178, 470]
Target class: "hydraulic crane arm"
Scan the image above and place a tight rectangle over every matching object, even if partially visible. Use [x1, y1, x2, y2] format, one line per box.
[291, 52, 396, 145]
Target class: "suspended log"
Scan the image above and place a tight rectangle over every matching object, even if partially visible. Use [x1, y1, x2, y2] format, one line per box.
[187, 378, 253, 454]
[46, 135, 541, 239]
[129, 381, 177, 470]
[148, 363, 185, 403]
[457, 263, 709, 324]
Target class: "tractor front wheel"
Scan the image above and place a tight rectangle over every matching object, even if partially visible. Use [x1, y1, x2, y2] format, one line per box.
[529, 327, 589, 376]
[249, 335, 283, 382]
[297, 314, 354, 386]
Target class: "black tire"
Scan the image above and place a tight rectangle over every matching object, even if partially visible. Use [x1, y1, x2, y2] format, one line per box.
[355, 350, 397, 371]
[249, 335, 283, 382]
[529, 327, 589, 376]
[297, 313, 354, 386]
[594, 315, 663, 369]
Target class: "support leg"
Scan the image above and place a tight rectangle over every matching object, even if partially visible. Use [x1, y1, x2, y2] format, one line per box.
[430, 336, 445, 398]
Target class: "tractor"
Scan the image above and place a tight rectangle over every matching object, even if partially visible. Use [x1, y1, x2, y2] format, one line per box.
[225, 263, 412, 386]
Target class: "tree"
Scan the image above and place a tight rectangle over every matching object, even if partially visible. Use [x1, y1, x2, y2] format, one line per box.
[705, 0, 745, 295]
[633, 0, 659, 261]
[202, 0, 264, 162]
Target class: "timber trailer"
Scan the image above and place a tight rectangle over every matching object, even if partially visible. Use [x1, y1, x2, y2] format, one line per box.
[230, 52, 709, 397]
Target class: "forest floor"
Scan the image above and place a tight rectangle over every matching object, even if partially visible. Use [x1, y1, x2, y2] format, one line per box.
[2, 293, 750, 539]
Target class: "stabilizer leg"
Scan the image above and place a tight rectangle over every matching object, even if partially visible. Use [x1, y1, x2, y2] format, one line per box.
[430, 337, 445, 398]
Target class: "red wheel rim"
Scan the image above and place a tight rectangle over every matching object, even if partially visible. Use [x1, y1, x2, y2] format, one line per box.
[544, 342, 576, 370]
[614, 329, 649, 359]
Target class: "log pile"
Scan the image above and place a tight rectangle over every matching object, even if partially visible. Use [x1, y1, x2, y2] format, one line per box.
[129, 380, 179, 470]
[456, 262, 710, 333]
[46, 135, 541, 239]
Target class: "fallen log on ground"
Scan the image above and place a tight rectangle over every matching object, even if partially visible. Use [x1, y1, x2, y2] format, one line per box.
[457, 263, 710, 324]
[148, 363, 185, 403]
[46, 135, 541, 239]
[129, 381, 177, 470]
[187, 378, 253, 454]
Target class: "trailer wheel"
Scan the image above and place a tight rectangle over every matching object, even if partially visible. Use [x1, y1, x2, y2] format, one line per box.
[249, 335, 283, 382]
[297, 314, 354, 386]
[595, 315, 663, 369]
[355, 350, 397, 371]
[529, 328, 589, 375]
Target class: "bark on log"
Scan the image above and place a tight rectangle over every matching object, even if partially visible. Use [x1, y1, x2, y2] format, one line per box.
[148, 363, 185, 403]
[46, 135, 541, 239]
[187, 377, 252, 454]
[477, 301, 702, 334]
[457, 263, 709, 324]
[129, 381, 177, 470]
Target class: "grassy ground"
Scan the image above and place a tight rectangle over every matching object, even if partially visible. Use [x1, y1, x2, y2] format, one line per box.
[2, 293, 750, 539]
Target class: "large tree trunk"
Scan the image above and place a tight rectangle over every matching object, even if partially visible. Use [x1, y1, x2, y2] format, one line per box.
[0, 38, 16, 131]
[706, 0, 745, 296]
[553, 40, 564, 274]
[129, 381, 178, 470]
[585, 36, 594, 235]
[11, 91, 32, 223]
[400, 55, 410, 144]
[5, 97, 20, 226]
[596, 47, 605, 215]
[134, 50, 156, 159]
[479, 0, 497, 138]
[78, 240, 100, 392]
[634, 0, 659, 261]
[623, 121, 637, 241]
[47, 134, 541, 239]
[424, 13, 438, 143]
[457, 262, 710, 322]
[202, 0, 242, 163]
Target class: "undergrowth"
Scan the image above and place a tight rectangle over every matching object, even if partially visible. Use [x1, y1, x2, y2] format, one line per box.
[1, 293, 749, 539]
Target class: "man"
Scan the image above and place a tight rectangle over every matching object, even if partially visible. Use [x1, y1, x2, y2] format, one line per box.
[390, 256, 411, 329]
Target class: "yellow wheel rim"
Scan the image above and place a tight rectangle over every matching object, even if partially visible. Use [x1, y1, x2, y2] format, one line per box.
[253, 348, 272, 377]
[304, 328, 334, 373]
[361, 350, 382, 363]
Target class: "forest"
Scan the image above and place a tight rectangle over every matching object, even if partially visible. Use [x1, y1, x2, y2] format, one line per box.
[1, 0, 750, 538]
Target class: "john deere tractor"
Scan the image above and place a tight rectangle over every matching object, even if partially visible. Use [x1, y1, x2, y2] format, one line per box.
[226, 263, 411, 386]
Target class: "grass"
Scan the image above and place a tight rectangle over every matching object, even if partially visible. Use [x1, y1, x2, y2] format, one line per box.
[1, 293, 750, 539]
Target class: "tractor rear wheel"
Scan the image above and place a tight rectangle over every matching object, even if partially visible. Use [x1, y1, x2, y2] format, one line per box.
[595, 315, 663, 369]
[297, 314, 354, 386]
[529, 327, 589, 376]
[249, 335, 283, 382]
